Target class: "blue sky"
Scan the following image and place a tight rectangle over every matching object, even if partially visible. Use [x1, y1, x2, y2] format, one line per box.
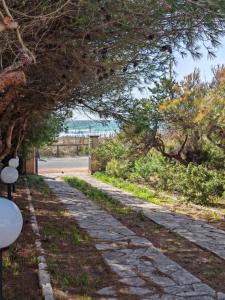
[175, 37, 225, 81]
[74, 38, 225, 120]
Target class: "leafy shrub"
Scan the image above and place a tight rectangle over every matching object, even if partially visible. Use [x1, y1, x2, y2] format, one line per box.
[132, 152, 167, 180]
[91, 138, 127, 172]
[179, 163, 225, 204]
[106, 159, 129, 178]
[130, 152, 184, 192]
[202, 140, 225, 170]
[92, 137, 225, 205]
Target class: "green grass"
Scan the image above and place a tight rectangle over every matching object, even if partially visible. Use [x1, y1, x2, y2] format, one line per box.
[94, 172, 164, 205]
[61, 272, 89, 292]
[93, 173, 225, 221]
[64, 176, 128, 214]
[48, 257, 89, 293]
[26, 175, 51, 195]
[64, 177, 152, 227]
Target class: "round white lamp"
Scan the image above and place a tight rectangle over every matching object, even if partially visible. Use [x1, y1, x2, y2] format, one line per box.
[1, 167, 19, 199]
[0, 197, 23, 249]
[0, 197, 23, 300]
[0, 167, 19, 184]
[8, 158, 19, 168]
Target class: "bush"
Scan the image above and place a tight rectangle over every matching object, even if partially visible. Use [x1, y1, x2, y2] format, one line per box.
[132, 152, 167, 180]
[106, 159, 129, 178]
[179, 163, 225, 205]
[202, 140, 225, 170]
[130, 152, 184, 192]
[91, 138, 127, 172]
[92, 137, 225, 205]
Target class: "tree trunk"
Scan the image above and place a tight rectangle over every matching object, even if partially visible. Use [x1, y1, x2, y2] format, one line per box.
[0, 121, 16, 160]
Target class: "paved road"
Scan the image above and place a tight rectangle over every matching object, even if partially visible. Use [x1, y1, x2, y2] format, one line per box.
[38, 157, 89, 175]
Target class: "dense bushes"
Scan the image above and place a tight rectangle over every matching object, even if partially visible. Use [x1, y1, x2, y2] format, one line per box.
[180, 164, 224, 204]
[91, 138, 127, 172]
[106, 159, 130, 178]
[92, 138, 225, 205]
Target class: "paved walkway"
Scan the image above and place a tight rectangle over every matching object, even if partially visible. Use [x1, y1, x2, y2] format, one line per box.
[46, 178, 225, 300]
[75, 174, 225, 262]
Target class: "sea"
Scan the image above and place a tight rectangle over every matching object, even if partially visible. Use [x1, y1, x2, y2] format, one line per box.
[60, 119, 119, 137]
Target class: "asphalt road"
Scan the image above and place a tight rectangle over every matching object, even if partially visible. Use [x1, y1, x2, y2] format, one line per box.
[38, 156, 89, 175]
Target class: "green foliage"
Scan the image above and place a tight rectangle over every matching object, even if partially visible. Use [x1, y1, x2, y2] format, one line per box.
[90, 64, 225, 206]
[93, 136, 225, 205]
[91, 138, 127, 172]
[106, 159, 129, 178]
[202, 140, 225, 170]
[2, 0, 225, 162]
[94, 172, 162, 205]
[179, 164, 225, 205]
[21, 111, 67, 158]
[119, 68, 225, 167]
[132, 152, 168, 181]
[131, 154, 225, 204]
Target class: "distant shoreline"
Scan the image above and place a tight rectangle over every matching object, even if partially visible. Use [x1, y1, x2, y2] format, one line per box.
[60, 119, 119, 137]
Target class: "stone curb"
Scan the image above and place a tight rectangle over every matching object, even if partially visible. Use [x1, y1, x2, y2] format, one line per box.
[25, 178, 55, 300]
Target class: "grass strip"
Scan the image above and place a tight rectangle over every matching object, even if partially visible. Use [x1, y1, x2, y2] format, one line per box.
[93, 172, 225, 224]
[64, 176, 132, 215]
[93, 172, 166, 205]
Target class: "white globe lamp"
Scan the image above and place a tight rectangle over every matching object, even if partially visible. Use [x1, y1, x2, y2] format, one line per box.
[0, 198, 23, 249]
[0, 167, 19, 200]
[0, 167, 19, 184]
[8, 158, 19, 168]
[0, 197, 23, 300]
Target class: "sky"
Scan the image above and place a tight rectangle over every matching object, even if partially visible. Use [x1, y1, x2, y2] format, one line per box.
[175, 37, 225, 81]
[73, 38, 225, 120]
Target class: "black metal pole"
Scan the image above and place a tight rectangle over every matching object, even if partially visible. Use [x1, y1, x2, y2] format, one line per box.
[12, 184, 16, 193]
[0, 249, 3, 300]
[7, 184, 12, 200]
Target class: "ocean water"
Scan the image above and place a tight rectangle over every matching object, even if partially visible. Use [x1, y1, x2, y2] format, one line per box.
[61, 119, 119, 137]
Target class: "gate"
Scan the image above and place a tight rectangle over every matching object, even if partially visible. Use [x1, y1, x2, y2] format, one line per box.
[39, 137, 91, 158]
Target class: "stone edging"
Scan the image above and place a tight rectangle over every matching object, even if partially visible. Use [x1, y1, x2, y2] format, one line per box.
[24, 178, 55, 300]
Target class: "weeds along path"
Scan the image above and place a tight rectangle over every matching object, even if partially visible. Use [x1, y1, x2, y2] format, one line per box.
[73, 174, 225, 262]
[45, 177, 225, 300]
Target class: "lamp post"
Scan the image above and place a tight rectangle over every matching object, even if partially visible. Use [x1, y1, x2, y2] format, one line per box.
[0, 167, 19, 199]
[0, 197, 23, 300]
[8, 158, 19, 193]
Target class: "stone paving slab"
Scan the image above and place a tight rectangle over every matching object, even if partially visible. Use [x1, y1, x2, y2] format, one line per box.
[75, 174, 225, 262]
[46, 178, 225, 300]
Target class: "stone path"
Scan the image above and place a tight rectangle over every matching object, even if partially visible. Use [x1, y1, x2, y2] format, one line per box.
[46, 177, 225, 300]
[75, 174, 225, 262]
